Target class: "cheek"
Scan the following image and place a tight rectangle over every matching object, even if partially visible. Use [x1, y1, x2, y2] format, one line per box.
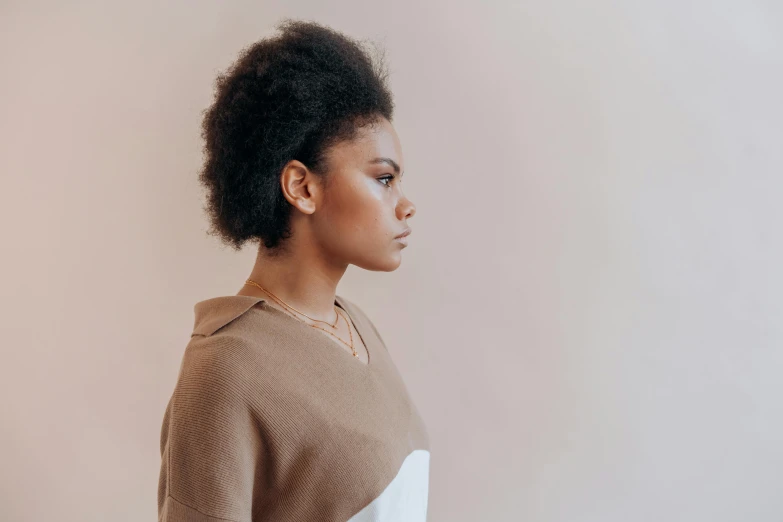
[347, 201, 386, 240]
[331, 183, 387, 234]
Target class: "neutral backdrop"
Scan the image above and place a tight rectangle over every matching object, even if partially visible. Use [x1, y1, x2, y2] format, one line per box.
[1, 1, 781, 521]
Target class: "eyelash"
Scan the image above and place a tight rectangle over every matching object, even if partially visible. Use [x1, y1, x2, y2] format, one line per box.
[378, 175, 396, 187]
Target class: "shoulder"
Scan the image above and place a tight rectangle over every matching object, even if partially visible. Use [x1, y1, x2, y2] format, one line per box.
[183, 295, 279, 386]
[176, 335, 258, 401]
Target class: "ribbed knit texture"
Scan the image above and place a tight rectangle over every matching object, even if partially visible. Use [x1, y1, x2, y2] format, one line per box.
[158, 294, 430, 522]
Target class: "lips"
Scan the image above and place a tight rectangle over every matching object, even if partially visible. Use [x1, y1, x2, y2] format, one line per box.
[395, 228, 412, 239]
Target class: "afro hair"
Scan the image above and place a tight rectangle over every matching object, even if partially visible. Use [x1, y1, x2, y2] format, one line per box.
[198, 19, 395, 254]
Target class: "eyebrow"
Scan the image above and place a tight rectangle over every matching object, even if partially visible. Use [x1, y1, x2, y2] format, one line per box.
[369, 157, 404, 178]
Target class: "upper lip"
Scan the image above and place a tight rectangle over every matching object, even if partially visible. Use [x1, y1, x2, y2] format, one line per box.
[395, 227, 412, 239]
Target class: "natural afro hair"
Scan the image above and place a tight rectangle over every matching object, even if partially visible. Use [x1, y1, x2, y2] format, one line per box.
[198, 19, 395, 253]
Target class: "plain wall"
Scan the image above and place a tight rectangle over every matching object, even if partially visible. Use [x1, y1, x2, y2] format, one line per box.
[1, 1, 781, 521]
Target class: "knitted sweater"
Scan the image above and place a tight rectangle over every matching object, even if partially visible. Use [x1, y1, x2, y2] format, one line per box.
[157, 294, 431, 521]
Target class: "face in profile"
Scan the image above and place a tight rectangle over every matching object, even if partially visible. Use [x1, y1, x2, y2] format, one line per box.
[308, 117, 416, 272]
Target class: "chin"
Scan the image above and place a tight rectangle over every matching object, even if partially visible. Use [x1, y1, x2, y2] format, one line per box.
[353, 252, 403, 272]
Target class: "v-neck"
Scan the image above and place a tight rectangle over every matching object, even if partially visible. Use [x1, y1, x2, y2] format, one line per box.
[260, 294, 373, 368]
[334, 295, 372, 367]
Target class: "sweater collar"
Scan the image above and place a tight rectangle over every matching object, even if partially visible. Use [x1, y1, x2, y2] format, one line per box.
[191, 294, 348, 337]
[191, 295, 268, 337]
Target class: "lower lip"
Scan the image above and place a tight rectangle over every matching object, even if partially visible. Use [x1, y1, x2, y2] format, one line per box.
[395, 236, 409, 246]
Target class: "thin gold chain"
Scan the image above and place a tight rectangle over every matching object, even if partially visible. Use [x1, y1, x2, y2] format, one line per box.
[244, 279, 357, 357]
[246, 279, 338, 327]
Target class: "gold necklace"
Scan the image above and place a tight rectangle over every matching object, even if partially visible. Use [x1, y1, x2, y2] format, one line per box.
[246, 279, 338, 327]
[244, 279, 357, 358]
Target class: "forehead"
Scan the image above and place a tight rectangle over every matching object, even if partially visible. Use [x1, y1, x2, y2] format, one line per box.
[328, 119, 404, 171]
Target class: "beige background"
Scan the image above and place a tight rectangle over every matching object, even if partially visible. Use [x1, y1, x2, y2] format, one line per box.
[2, 1, 782, 521]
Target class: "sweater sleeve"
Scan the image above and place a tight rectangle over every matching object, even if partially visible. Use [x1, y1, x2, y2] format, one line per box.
[158, 344, 266, 522]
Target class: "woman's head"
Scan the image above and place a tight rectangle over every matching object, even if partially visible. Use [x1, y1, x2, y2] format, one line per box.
[199, 19, 415, 271]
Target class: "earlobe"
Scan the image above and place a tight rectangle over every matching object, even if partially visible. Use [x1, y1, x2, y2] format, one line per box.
[296, 197, 317, 214]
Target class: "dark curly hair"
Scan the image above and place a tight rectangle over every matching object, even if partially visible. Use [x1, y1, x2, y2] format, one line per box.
[198, 19, 395, 254]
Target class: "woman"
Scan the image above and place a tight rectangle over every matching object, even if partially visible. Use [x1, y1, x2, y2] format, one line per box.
[157, 19, 430, 522]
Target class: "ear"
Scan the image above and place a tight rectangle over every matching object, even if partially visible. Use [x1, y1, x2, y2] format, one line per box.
[279, 159, 320, 215]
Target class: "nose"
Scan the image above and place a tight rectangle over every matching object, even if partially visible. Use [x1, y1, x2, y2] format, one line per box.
[397, 195, 416, 220]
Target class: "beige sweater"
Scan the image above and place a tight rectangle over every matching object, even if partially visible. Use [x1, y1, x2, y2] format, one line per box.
[158, 294, 430, 521]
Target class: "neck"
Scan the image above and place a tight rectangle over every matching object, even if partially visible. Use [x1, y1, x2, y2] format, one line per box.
[238, 242, 349, 323]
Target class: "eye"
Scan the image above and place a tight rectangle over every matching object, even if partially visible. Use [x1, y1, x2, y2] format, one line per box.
[377, 175, 395, 187]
